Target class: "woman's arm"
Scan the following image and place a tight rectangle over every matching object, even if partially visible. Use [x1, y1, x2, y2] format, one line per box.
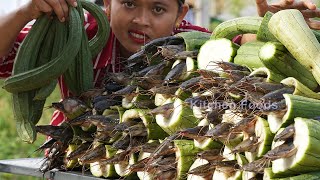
[241, 0, 320, 44]
[0, 4, 32, 57]
[255, 0, 320, 29]
[0, 0, 77, 57]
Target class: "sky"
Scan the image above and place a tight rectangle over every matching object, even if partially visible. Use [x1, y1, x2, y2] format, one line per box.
[0, 1, 29, 15]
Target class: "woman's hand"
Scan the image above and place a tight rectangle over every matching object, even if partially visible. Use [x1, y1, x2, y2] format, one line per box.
[255, 0, 320, 29]
[24, 0, 78, 22]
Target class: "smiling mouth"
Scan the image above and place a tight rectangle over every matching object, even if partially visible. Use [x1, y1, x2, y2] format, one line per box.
[130, 32, 146, 39]
[129, 31, 150, 44]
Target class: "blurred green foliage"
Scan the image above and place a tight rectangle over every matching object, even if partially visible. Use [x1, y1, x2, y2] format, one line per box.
[0, 80, 61, 180]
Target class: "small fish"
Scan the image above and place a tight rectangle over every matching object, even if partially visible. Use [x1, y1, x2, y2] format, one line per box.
[252, 82, 287, 94]
[141, 141, 161, 153]
[133, 65, 159, 77]
[188, 163, 215, 176]
[205, 110, 224, 125]
[148, 156, 177, 169]
[197, 149, 224, 162]
[261, 87, 295, 102]
[104, 82, 125, 93]
[94, 131, 111, 143]
[114, 120, 139, 132]
[143, 61, 168, 80]
[261, 99, 287, 113]
[147, 159, 177, 173]
[185, 95, 211, 108]
[72, 126, 95, 142]
[35, 125, 66, 139]
[179, 76, 202, 91]
[101, 150, 131, 164]
[39, 156, 64, 173]
[68, 111, 92, 126]
[124, 122, 148, 137]
[241, 157, 270, 173]
[228, 76, 265, 94]
[263, 142, 297, 161]
[128, 157, 149, 172]
[231, 136, 260, 153]
[200, 77, 228, 88]
[51, 98, 89, 119]
[216, 61, 250, 72]
[178, 126, 209, 140]
[224, 70, 250, 82]
[197, 69, 220, 79]
[36, 124, 73, 143]
[107, 72, 131, 85]
[112, 134, 131, 150]
[133, 99, 156, 109]
[78, 144, 106, 164]
[150, 103, 174, 117]
[149, 134, 178, 160]
[126, 49, 146, 65]
[34, 138, 57, 153]
[154, 169, 177, 180]
[163, 60, 187, 84]
[215, 166, 238, 177]
[231, 115, 257, 134]
[93, 98, 122, 113]
[84, 115, 119, 128]
[248, 174, 264, 180]
[173, 50, 199, 59]
[112, 85, 138, 96]
[149, 85, 179, 95]
[204, 122, 234, 139]
[274, 124, 295, 142]
[155, 44, 185, 60]
[79, 88, 105, 99]
[143, 36, 184, 54]
[47, 141, 68, 159]
[66, 142, 91, 160]
[126, 36, 184, 65]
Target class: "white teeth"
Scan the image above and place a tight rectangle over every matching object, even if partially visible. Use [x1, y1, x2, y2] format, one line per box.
[130, 32, 145, 39]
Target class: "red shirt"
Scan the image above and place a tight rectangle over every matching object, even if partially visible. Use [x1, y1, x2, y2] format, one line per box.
[0, 13, 211, 126]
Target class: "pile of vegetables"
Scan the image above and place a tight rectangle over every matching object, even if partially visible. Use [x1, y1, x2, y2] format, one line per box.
[2, 0, 109, 143]
[5, 3, 320, 179]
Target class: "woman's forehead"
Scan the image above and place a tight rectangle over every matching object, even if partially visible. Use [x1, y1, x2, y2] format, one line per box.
[113, 0, 179, 5]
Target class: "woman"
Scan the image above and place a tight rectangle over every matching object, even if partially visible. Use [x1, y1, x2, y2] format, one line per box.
[0, 0, 319, 126]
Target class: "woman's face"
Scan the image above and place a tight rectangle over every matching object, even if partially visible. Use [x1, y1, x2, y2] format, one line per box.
[105, 0, 188, 57]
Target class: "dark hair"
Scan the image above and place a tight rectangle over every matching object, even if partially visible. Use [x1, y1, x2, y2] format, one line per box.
[178, 0, 185, 7]
[178, 0, 185, 12]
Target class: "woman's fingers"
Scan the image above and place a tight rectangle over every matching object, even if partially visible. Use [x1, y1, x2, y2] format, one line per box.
[44, 0, 67, 22]
[302, 0, 317, 10]
[32, 0, 78, 22]
[282, 0, 294, 6]
[301, 9, 320, 18]
[255, 0, 270, 16]
[272, 0, 316, 10]
[50, 0, 77, 21]
[305, 18, 320, 30]
[33, 0, 53, 14]
[58, 0, 69, 21]
[66, 0, 78, 7]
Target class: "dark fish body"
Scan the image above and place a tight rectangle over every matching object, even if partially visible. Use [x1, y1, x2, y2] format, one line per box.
[164, 61, 187, 84]
[274, 124, 295, 142]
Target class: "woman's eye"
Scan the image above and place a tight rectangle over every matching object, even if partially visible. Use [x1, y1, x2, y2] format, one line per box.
[153, 7, 165, 14]
[124, 2, 135, 8]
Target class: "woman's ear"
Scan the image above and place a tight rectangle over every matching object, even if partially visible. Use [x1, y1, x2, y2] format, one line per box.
[176, 4, 189, 26]
[103, 0, 110, 7]
[103, 0, 111, 20]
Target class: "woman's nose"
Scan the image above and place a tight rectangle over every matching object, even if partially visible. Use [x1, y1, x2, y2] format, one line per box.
[132, 10, 151, 26]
